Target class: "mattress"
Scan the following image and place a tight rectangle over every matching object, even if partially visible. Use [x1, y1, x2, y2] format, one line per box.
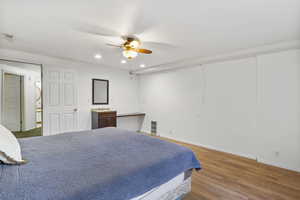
[131, 172, 191, 200]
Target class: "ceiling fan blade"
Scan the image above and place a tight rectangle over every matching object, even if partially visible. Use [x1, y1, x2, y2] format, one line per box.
[74, 22, 121, 37]
[1, 33, 14, 42]
[133, 48, 152, 54]
[106, 43, 122, 48]
[121, 2, 154, 36]
[143, 41, 177, 49]
[121, 35, 128, 41]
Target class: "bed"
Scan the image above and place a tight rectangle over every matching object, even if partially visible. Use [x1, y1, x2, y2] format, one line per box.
[0, 127, 201, 200]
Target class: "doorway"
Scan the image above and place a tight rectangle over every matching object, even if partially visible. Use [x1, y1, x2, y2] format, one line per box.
[0, 59, 43, 138]
[2, 73, 24, 132]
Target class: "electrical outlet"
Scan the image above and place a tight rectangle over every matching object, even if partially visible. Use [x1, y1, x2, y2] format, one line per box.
[275, 151, 280, 157]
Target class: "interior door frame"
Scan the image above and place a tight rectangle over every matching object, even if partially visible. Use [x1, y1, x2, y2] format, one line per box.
[1, 71, 24, 131]
[0, 59, 43, 135]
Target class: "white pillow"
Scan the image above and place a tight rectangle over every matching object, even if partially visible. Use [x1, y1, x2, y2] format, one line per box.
[0, 124, 27, 165]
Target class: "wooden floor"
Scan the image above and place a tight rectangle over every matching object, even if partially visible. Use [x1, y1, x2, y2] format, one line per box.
[160, 137, 300, 200]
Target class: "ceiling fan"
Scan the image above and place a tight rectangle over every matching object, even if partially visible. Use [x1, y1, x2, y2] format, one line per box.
[73, 22, 176, 60]
[106, 35, 152, 59]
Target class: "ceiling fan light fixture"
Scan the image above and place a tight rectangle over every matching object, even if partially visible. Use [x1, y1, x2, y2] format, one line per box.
[129, 40, 140, 48]
[123, 50, 138, 59]
[121, 60, 127, 64]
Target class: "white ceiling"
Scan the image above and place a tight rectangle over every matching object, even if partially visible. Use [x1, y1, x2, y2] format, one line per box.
[0, 0, 300, 71]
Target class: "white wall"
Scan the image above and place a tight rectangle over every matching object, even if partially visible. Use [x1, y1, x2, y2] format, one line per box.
[23, 73, 39, 130]
[0, 48, 140, 134]
[77, 65, 140, 131]
[256, 51, 300, 171]
[2, 47, 299, 172]
[0, 64, 40, 131]
[139, 49, 300, 172]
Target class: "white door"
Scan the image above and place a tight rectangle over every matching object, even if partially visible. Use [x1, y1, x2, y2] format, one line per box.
[3, 73, 21, 131]
[44, 69, 78, 135]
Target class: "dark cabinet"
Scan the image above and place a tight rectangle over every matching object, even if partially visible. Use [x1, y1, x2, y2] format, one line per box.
[92, 111, 117, 129]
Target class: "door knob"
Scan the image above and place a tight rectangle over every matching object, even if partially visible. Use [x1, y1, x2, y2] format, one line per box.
[73, 108, 78, 112]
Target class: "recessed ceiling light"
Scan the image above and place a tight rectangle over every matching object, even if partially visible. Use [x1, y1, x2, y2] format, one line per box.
[94, 54, 102, 59]
[121, 60, 127, 64]
[140, 64, 146, 68]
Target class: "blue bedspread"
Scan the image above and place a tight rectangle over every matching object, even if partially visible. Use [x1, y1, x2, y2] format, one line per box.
[0, 128, 201, 200]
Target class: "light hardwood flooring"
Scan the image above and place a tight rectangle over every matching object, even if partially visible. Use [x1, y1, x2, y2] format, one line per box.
[159, 137, 300, 200]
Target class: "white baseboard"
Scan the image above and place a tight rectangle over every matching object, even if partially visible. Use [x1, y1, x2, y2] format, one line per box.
[161, 133, 256, 160]
[141, 129, 300, 173]
[258, 158, 300, 173]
